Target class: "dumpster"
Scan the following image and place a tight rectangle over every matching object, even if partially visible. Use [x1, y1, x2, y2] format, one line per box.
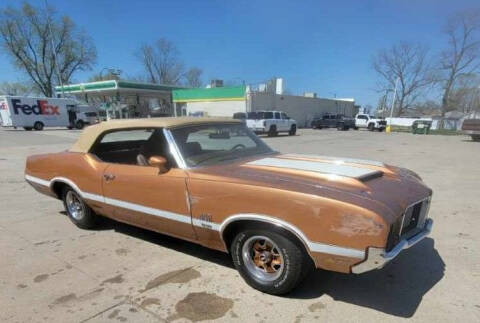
[411, 120, 432, 134]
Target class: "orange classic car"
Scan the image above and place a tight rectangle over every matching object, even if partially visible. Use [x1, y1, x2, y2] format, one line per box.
[25, 117, 433, 294]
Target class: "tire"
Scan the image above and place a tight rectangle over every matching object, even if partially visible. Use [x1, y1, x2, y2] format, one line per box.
[378, 127, 385, 132]
[33, 121, 44, 131]
[337, 123, 345, 131]
[231, 229, 308, 295]
[75, 120, 84, 130]
[353, 126, 359, 130]
[289, 125, 297, 136]
[23, 127, 33, 131]
[268, 125, 277, 137]
[472, 135, 480, 142]
[62, 186, 97, 229]
[368, 123, 375, 131]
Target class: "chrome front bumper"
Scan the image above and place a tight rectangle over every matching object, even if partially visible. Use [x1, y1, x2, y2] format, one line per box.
[351, 218, 433, 274]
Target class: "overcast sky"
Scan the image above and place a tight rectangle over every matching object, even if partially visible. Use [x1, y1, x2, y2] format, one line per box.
[1, 0, 479, 107]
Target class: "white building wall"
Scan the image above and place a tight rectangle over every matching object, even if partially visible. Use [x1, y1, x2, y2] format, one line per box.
[385, 117, 433, 127]
[248, 92, 355, 128]
[185, 100, 246, 117]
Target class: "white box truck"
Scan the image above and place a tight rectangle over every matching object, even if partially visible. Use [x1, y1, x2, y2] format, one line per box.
[0, 96, 98, 130]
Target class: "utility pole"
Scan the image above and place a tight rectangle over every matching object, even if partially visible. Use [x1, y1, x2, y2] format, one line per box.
[44, 0, 64, 98]
[387, 77, 399, 133]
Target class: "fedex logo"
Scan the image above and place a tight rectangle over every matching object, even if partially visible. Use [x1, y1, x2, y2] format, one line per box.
[12, 99, 60, 115]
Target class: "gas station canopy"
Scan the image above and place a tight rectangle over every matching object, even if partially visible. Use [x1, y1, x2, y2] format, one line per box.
[55, 80, 185, 119]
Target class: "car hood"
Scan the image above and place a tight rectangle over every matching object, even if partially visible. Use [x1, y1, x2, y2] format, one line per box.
[188, 153, 432, 223]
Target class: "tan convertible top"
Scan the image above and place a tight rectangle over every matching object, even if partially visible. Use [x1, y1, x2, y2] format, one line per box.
[70, 117, 241, 153]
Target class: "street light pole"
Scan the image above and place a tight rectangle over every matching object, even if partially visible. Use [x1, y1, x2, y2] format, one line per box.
[387, 77, 399, 133]
[44, 0, 64, 98]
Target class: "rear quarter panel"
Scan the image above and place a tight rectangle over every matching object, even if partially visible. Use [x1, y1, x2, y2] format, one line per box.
[25, 152, 108, 206]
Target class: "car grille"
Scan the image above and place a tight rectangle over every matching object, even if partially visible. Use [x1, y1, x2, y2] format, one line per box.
[386, 197, 431, 252]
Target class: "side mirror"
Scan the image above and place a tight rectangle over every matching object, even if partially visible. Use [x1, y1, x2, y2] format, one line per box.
[148, 155, 169, 173]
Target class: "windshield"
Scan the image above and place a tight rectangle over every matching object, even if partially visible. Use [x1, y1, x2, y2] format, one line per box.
[170, 123, 274, 167]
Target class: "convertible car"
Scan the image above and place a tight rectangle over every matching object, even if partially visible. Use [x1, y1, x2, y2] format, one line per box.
[25, 117, 433, 294]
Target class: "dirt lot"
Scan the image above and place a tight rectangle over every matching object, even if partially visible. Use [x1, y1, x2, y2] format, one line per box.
[1, 127, 479, 322]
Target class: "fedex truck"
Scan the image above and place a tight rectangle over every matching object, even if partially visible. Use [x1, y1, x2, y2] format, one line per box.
[0, 96, 98, 130]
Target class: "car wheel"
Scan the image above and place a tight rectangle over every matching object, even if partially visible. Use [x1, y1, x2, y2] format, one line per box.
[472, 135, 480, 142]
[378, 127, 384, 132]
[62, 186, 97, 229]
[231, 229, 308, 295]
[268, 125, 277, 137]
[33, 121, 44, 131]
[353, 126, 359, 130]
[368, 123, 375, 131]
[289, 125, 297, 136]
[75, 120, 84, 130]
[23, 127, 33, 131]
[337, 123, 345, 131]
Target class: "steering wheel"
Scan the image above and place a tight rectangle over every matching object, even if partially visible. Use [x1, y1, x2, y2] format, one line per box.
[231, 144, 246, 150]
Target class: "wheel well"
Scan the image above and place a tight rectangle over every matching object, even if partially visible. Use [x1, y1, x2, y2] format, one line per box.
[222, 220, 311, 258]
[51, 181, 68, 199]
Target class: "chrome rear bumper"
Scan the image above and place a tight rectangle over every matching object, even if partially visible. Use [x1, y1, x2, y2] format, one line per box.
[351, 218, 433, 274]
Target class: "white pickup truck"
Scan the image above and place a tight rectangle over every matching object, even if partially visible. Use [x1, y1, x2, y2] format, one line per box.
[355, 114, 387, 131]
[244, 111, 297, 136]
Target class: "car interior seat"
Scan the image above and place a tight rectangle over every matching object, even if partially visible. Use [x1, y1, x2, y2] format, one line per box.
[137, 130, 168, 166]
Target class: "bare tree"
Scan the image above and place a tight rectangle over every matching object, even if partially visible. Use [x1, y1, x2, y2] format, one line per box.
[410, 100, 442, 116]
[88, 69, 122, 82]
[184, 67, 203, 88]
[0, 81, 33, 96]
[438, 10, 480, 115]
[373, 42, 434, 116]
[136, 38, 185, 85]
[0, 3, 96, 97]
[448, 73, 480, 113]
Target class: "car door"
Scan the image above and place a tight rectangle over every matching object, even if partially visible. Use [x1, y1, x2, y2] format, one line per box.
[102, 164, 195, 240]
[91, 128, 196, 241]
[281, 112, 291, 129]
[274, 112, 284, 131]
[356, 115, 367, 127]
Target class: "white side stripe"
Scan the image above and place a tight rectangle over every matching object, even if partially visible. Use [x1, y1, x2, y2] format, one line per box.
[25, 174, 365, 259]
[104, 196, 192, 225]
[25, 174, 50, 186]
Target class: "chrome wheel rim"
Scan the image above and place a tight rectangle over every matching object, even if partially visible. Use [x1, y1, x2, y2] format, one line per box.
[242, 236, 284, 282]
[66, 191, 84, 220]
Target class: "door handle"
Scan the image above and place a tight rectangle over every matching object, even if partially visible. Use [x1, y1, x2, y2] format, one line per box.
[104, 173, 116, 181]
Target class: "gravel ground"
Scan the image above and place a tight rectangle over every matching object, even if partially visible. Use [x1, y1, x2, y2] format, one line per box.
[0, 127, 479, 322]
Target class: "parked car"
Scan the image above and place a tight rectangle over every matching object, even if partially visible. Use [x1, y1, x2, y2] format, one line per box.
[462, 118, 480, 141]
[25, 117, 433, 295]
[245, 110, 297, 136]
[311, 113, 355, 130]
[355, 114, 387, 131]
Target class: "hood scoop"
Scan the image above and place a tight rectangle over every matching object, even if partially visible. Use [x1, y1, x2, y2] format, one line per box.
[246, 157, 383, 181]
